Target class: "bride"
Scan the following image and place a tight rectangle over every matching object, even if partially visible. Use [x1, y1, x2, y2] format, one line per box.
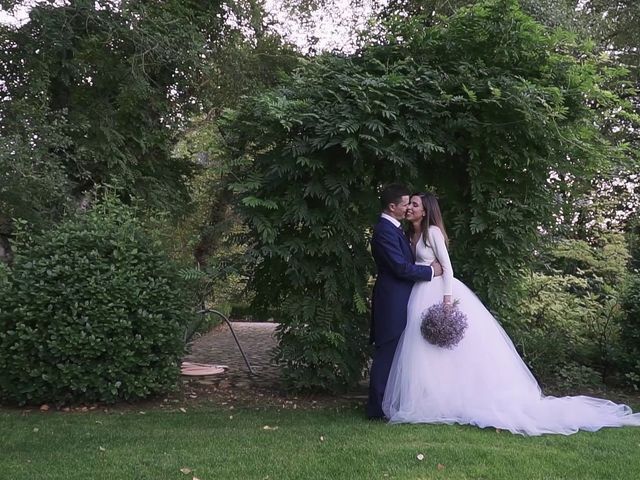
[382, 192, 640, 435]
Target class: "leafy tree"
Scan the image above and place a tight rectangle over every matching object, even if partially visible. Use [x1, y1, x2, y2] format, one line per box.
[178, 39, 301, 270]
[0, 0, 296, 263]
[1, 1, 223, 209]
[0, 0, 299, 264]
[221, 0, 631, 391]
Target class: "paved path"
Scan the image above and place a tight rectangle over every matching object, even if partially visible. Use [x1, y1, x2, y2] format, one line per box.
[183, 321, 282, 391]
[183, 321, 369, 401]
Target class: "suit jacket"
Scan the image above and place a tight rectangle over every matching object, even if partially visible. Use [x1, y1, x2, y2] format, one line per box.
[370, 217, 433, 345]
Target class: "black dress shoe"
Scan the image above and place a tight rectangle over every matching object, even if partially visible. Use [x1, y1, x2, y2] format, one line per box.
[367, 415, 388, 421]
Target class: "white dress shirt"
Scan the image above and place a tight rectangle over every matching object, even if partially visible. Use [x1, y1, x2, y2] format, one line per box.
[380, 213, 401, 228]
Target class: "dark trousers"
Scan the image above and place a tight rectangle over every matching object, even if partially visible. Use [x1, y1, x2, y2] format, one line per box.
[366, 336, 400, 419]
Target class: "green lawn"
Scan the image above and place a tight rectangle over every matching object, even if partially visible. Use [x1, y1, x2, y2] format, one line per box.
[2, 405, 639, 480]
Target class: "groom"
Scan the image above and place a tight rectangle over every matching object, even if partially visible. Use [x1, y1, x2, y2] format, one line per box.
[367, 184, 442, 419]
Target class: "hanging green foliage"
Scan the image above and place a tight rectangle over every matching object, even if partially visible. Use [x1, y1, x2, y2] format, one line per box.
[220, 0, 633, 391]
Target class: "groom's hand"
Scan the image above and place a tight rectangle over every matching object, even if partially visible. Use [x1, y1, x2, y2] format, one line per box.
[431, 260, 443, 277]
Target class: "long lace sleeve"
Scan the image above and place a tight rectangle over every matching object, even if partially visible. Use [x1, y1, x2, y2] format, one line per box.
[428, 226, 453, 296]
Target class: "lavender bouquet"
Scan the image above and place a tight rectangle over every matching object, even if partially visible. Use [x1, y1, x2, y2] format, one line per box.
[420, 301, 468, 349]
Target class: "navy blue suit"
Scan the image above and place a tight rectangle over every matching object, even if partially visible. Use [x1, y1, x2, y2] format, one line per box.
[367, 216, 434, 419]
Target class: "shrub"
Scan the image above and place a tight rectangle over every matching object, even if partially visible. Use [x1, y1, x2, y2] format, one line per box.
[621, 274, 640, 388]
[554, 363, 602, 391]
[513, 235, 629, 389]
[0, 199, 193, 405]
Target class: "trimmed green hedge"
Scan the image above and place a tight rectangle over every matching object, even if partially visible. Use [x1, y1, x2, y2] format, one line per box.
[0, 199, 193, 405]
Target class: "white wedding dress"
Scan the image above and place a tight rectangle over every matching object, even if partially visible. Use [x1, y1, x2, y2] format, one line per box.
[382, 225, 640, 435]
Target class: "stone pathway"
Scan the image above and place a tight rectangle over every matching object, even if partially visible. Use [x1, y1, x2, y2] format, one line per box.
[182, 320, 369, 405]
[183, 321, 282, 391]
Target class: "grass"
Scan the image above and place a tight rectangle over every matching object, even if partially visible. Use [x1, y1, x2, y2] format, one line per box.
[2, 404, 640, 480]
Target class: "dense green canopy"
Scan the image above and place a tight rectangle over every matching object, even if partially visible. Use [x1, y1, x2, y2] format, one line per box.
[222, 0, 632, 390]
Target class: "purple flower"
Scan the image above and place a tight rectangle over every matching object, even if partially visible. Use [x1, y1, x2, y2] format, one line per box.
[420, 301, 468, 349]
